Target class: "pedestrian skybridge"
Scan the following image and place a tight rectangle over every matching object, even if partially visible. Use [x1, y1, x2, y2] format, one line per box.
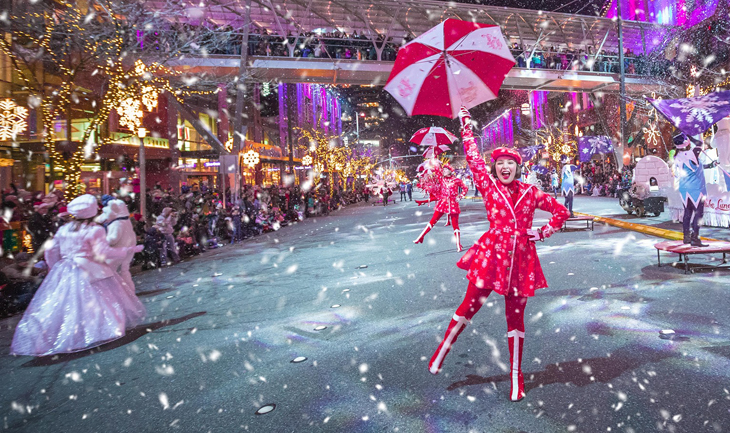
[158, 0, 677, 95]
[170, 56, 670, 95]
[150, 0, 674, 57]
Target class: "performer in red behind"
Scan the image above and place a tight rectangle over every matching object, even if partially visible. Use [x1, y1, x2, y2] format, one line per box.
[413, 161, 467, 251]
[428, 107, 570, 402]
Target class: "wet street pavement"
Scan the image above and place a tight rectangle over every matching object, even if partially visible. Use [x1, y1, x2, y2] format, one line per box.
[1, 195, 729, 432]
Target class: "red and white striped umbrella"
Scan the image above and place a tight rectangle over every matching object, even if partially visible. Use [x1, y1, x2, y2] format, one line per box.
[410, 127, 457, 146]
[385, 18, 515, 119]
[422, 144, 451, 159]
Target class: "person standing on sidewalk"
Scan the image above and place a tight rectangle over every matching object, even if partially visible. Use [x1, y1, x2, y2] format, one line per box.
[380, 185, 392, 206]
[156, 207, 180, 265]
[560, 158, 578, 217]
[427, 107, 570, 402]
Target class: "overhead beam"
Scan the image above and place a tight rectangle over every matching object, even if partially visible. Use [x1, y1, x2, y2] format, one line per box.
[168, 95, 228, 155]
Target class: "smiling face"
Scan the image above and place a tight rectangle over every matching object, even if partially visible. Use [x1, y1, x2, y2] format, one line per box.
[495, 156, 518, 184]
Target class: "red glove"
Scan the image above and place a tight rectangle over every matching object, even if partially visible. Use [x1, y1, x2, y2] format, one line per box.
[458, 106, 471, 130]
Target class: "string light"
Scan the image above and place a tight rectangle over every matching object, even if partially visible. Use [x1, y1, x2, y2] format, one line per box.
[0, 3, 220, 200]
[22, 232, 34, 254]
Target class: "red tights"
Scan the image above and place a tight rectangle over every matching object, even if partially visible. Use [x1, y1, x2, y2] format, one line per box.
[455, 282, 526, 332]
[429, 211, 459, 231]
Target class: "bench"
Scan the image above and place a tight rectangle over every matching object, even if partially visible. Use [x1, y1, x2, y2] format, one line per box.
[654, 240, 730, 274]
[561, 216, 594, 232]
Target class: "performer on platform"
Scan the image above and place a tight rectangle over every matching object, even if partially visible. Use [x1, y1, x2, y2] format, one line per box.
[413, 162, 467, 251]
[11, 194, 145, 357]
[428, 107, 570, 402]
[561, 157, 578, 217]
[673, 133, 717, 246]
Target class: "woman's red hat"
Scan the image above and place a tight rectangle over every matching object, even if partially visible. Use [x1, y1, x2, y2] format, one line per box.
[491, 147, 522, 165]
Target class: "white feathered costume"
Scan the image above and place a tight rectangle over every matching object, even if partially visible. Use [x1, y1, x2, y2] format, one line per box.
[100, 199, 137, 293]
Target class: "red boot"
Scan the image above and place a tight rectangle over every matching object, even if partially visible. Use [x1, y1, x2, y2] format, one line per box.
[507, 329, 526, 401]
[429, 315, 469, 374]
[413, 223, 433, 244]
[454, 229, 463, 252]
[415, 199, 428, 206]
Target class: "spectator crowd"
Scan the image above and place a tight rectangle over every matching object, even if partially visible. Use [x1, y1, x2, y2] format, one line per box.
[0, 182, 372, 318]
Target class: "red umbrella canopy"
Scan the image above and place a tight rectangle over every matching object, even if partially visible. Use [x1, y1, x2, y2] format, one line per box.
[422, 144, 452, 159]
[385, 18, 515, 119]
[409, 127, 457, 146]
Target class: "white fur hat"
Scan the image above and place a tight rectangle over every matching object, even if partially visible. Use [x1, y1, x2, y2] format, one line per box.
[67, 194, 99, 219]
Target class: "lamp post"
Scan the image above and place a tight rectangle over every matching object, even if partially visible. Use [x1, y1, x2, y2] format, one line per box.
[137, 127, 147, 222]
[341, 112, 363, 145]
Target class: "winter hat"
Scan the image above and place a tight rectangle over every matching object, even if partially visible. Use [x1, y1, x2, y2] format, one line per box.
[67, 194, 99, 219]
[673, 132, 691, 149]
[491, 147, 522, 165]
[101, 194, 115, 207]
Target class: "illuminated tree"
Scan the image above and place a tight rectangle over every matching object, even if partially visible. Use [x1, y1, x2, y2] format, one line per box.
[0, 0, 226, 198]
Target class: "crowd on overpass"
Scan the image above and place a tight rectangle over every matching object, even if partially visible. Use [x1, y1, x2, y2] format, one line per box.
[510, 44, 674, 76]
[200, 27, 677, 78]
[205, 27, 401, 61]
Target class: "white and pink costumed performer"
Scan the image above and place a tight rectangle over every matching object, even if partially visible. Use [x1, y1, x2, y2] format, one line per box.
[100, 199, 138, 293]
[428, 108, 570, 402]
[11, 194, 145, 357]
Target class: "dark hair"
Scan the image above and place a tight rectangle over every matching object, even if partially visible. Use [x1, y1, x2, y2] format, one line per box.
[69, 217, 97, 232]
[490, 162, 522, 179]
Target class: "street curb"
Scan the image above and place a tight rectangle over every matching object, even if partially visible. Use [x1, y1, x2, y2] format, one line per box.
[574, 212, 720, 242]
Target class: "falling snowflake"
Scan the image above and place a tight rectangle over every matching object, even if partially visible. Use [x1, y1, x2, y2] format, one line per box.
[0, 99, 29, 140]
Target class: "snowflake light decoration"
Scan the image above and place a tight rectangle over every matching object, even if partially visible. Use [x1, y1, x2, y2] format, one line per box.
[242, 149, 260, 167]
[302, 155, 313, 166]
[116, 98, 143, 131]
[643, 122, 661, 147]
[0, 99, 29, 141]
[141, 85, 159, 112]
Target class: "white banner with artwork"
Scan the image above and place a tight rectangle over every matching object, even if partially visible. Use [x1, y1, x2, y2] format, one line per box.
[669, 183, 730, 228]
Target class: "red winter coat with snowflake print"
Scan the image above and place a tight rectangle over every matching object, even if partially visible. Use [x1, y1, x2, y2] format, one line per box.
[457, 126, 570, 297]
[434, 176, 467, 214]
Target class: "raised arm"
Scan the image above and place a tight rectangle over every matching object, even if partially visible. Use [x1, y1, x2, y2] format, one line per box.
[458, 107, 490, 193]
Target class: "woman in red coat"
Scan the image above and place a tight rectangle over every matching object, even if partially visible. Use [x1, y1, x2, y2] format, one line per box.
[413, 162, 467, 251]
[428, 107, 570, 402]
